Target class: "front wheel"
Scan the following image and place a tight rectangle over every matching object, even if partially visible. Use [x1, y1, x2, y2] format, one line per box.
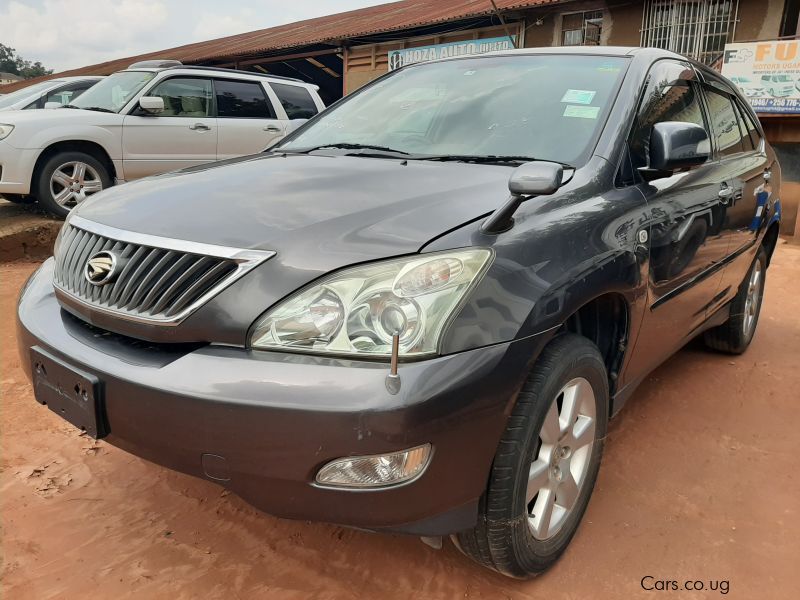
[454, 334, 609, 578]
[33, 151, 111, 218]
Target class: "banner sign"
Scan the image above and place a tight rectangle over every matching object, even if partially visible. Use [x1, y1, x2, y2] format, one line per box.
[721, 40, 800, 114]
[388, 36, 516, 71]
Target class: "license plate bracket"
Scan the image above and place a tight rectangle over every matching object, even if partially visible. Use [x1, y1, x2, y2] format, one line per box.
[29, 346, 106, 439]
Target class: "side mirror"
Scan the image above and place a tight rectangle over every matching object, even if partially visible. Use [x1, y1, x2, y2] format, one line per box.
[44, 101, 63, 109]
[138, 96, 164, 114]
[647, 121, 710, 175]
[507, 161, 564, 196]
[482, 161, 564, 233]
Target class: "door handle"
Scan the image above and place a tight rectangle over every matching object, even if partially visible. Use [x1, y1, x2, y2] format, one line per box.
[189, 123, 210, 131]
[263, 125, 282, 133]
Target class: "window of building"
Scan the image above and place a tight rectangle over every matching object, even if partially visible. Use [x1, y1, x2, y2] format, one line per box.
[270, 83, 319, 119]
[561, 11, 603, 46]
[641, 0, 738, 64]
[215, 79, 276, 119]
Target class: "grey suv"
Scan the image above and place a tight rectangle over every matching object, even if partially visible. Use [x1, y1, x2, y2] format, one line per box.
[17, 47, 781, 577]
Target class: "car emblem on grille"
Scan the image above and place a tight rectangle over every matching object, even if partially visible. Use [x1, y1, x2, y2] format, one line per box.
[84, 251, 118, 286]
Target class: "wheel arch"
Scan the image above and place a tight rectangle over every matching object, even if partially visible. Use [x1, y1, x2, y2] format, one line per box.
[31, 140, 117, 191]
[559, 291, 630, 399]
[762, 221, 780, 267]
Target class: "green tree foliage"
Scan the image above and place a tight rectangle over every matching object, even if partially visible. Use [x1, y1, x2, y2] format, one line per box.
[0, 43, 53, 79]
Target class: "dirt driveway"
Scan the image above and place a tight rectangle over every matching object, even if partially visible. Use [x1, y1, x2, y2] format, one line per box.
[2, 243, 799, 600]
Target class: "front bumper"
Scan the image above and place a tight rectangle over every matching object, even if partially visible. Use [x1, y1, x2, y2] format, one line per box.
[0, 139, 39, 195]
[17, 259, 550, 535]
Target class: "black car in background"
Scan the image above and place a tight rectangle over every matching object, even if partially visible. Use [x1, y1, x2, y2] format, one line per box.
[17, 47, 781, 578]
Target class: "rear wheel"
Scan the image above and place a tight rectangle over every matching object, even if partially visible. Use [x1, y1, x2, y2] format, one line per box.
[34, 151, 111, 218]
[704, 246, 766, 354]
[454, 334, 608, 577]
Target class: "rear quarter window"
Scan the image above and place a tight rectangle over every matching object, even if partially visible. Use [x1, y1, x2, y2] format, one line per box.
[704, 87, 746, 156]
[269, 83, 319, 119]
[215, 79, 276, 119]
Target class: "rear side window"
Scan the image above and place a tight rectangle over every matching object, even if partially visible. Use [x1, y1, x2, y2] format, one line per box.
[215, 80, 276, 118]
[735, 99, 762, 151]
[270, 83, 318, 119]
[703, 87, 745, 156]
[44, 81, 95, 107]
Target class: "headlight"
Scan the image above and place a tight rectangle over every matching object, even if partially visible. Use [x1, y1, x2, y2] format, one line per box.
[0, 124, 14, 140]
[250, 248, 493, 358]
[52, 210, 74, 257]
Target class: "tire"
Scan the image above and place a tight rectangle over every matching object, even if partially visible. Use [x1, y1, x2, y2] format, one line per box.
[704, 246, 767, 354]
[454, 333, 609, 578]
[33, 151, 112, 218]
[1, 194, 35, 204]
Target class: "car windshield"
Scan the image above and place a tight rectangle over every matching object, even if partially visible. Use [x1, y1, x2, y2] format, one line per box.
[0, 80, 62, 109]
[774, 75, 792, 82]
[71, 71, 155, 113]
[278, 54, 628, 166]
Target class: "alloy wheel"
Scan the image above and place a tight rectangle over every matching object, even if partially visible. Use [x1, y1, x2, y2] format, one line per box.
[743, 259, 763, 337]
[49, 161, 103, 207]
[527, 377, 596, 540]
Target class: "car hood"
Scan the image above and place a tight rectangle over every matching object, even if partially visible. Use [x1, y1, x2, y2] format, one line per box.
[0, 106, 120, 126]
[75, 152, 512, 270]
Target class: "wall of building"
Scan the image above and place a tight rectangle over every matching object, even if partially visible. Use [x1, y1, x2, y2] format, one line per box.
[735, 0, 786, 41]
[521, 1, 642, 48]
[344, 24, 520, 94]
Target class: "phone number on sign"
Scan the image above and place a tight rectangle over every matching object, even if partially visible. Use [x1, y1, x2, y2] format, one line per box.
[749, 97, 800, 111]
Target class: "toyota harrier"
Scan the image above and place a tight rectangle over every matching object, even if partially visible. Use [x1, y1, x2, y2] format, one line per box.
[17, 47, 782, 578]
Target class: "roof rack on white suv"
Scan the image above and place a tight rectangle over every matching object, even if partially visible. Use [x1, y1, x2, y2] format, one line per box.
[166, 65, 306, 85]
[128, 59, 183, 69]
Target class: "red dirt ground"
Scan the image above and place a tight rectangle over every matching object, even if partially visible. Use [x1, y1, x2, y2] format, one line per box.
[2, 242, 799, 599]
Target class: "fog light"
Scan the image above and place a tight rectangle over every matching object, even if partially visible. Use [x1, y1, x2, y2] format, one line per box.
[315, 444, 432, 489]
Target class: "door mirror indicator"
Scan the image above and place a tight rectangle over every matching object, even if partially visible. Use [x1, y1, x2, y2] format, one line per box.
[482, 161, 564, 234]
[139, 96, 165, 114]
[642, 121, 710, 180]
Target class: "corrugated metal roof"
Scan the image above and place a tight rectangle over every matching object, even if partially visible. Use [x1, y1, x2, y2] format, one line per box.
[0, 0, 563, 92]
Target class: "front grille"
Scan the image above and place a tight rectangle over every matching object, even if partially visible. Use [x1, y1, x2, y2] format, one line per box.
[53, 217, 274, 324]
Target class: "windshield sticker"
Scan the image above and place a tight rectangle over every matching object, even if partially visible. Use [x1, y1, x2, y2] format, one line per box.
[560, 89, 596, 104]
[563, 105, 600, 119]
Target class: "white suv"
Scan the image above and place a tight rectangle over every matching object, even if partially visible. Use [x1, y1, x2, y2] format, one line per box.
[0, 60, 325, 216]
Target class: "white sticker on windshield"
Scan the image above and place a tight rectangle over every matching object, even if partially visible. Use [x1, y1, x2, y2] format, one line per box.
[563, 105, 600, 119]
[560, 89, 596, 104]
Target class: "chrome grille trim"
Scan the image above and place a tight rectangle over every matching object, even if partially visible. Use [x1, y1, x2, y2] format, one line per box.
[53, 215, 275, 326]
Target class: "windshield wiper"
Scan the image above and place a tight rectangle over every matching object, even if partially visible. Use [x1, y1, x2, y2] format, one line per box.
[80, 106, 116, 113]
[421, 155, 535, 164]
[61, 104, 80, 109]
[284, 143, 411, 156]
